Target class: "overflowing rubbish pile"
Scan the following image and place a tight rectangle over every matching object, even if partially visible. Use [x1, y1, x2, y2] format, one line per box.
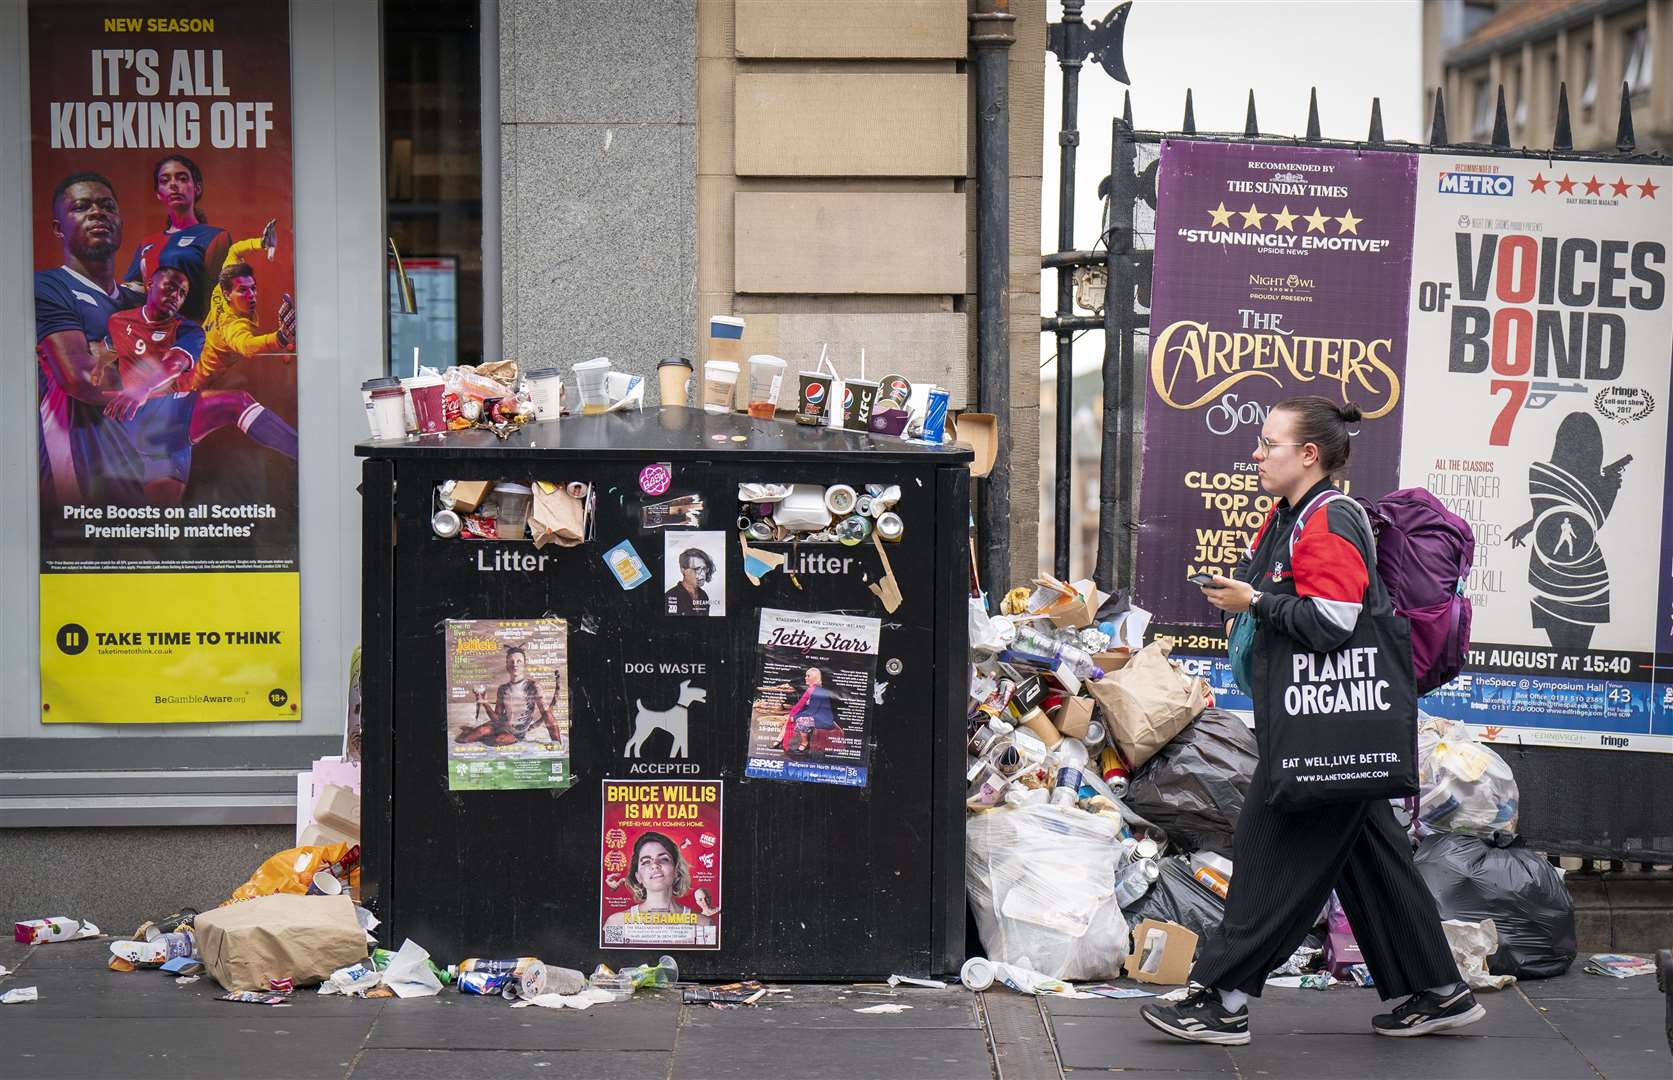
[961, 576, 1582, 996]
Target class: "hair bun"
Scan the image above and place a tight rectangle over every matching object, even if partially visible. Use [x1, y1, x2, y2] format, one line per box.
[1337, 402, 1363, 424]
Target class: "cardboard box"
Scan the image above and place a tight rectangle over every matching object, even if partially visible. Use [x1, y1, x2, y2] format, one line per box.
[310, 784, 360, 839]
[194, 894, 367, 991]
[1091, 649, 1131, 674]
[299, 821, 357, 848]
[1124, 919, 1199, 985]
[450, 480, 491, 513]
[1049, 696, 1094, 739]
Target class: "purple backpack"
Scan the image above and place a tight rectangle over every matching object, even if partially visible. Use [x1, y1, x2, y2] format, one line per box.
[1355, 489, 1475, 695]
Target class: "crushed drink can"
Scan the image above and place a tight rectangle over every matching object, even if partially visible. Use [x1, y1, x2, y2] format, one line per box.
[921, 387, 949, 443]
[1055, 766, 1084, 792]
[459, 970, 511, 995]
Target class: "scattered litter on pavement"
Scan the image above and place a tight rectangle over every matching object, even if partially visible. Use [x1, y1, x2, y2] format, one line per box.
[0, 965, 9, 978]
[682, 982, 767, 1008]
[15, 917, 99, 944]
[854, 1003, 913, 1014]
[174, 976, 201, 986]
[1441, 919, 1516, 991]
[1, 987, 39, 1004]
[380, 938, 445, 998]
[1075, 984, 1154, 999]
[511, 988, 615, 1010]
[887, 974, 948, 989]
[219, 991, 291, 1006]
[1585, 954, 1656, 978]
[1265, 974, 1333, 990]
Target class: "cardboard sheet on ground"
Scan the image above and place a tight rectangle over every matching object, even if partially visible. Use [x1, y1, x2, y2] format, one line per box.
[444, 618, 572, 791]
[1124, 920, 1198, 985]
[744, 609, 881, 788]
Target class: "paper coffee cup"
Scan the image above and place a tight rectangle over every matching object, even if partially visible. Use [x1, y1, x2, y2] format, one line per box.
[703, 361, 740, 413]
[658, 357, 693, 407]
[796, 371, 832, 425]
[709, 315, 746, 364]
[843, 379, 878, 430]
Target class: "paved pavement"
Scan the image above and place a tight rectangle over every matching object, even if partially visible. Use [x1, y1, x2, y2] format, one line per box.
[0, 936, 1666, 1079]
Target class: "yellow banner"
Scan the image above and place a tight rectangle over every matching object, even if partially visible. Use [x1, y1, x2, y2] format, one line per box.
[41, 572, 300, 724]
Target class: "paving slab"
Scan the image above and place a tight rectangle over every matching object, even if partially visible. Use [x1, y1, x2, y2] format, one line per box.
[366, 992, 680, 1051]
[0, 1016, 373, 1080]
[670, 1023, 992, 1079]
[680, 988, 979, 1029]
[1523, 994, 1671, 1080]
[1224, 1030, 1601, 1080]
[349, 1048, 670, 1079]
[0, 964, 390, 1020]
[4, 938, 112, 970]
[1521, 964, 1662, 1000]
[1046, 1014, 1235, 1073]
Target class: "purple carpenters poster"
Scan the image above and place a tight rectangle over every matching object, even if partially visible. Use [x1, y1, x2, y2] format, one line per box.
[1137, 141, 1419, 630]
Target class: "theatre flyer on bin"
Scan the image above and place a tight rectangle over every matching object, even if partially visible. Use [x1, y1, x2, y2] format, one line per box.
[444, 618, 572, 791]
[744, 608, 881, 788]
[29, 1, 302, 723]
[599, 779, 722, 950]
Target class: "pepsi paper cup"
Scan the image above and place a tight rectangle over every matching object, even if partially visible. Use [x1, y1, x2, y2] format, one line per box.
[796, 371, 832, 425]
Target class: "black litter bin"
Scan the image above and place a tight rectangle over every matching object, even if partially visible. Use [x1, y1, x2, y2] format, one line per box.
[357, 408, 972, 980]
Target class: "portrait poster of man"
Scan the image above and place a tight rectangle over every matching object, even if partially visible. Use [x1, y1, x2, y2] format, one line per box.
[663, 530, 726, 617]
[600, 779, 722, 950]
[743, 608, 880, 788]
[444, 618, 572, 792]
[30, 2, 301, 723]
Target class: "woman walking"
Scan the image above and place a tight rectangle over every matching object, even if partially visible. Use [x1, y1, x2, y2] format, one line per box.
[1141, 396, 1481, 1045]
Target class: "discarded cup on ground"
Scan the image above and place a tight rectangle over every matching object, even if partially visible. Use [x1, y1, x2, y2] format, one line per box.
[622, 954, 679, 990]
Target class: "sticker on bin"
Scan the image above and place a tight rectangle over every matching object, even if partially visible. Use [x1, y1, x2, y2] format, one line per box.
[603, 540, 651, 590]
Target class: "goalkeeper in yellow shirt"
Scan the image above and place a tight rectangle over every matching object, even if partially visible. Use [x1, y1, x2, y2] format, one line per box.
[182, 219, 296, 392]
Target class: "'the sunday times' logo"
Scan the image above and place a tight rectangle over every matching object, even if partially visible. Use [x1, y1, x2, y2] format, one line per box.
[1438, 171, 1514, 196]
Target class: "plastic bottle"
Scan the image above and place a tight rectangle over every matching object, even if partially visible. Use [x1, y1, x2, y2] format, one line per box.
[1012, 625, 1104, 680]
[622, 954, 679, 990]
[1114, 858, 1160, 909]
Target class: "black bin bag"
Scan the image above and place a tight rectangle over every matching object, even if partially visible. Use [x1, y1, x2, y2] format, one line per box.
[1123, 709, 1256, 857]
[1413, 831, 1576, 979]
[1123, 855, 1225, 944]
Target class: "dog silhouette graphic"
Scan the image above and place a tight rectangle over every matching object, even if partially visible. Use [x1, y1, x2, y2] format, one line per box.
[624, 680, 707, 758]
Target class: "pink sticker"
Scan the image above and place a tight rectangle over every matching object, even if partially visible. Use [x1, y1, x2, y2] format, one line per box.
[639, 463, 673, 496]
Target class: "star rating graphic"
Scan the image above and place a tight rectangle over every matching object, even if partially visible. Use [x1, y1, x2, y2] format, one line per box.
[1527, 171, 1660, 199]
[1199, 201, 1367, 235]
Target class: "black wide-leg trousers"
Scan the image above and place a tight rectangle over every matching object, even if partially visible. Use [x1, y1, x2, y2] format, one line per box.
[1188, 761, 1462, 1001]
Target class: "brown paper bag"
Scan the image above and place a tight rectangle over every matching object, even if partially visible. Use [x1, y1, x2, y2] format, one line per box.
[529, 484, 586, 548]
[1084, 640, 1207, 770]
[195, 894, 367, 991]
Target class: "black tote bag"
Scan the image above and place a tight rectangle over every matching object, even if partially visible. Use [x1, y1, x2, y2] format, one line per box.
[1253, 600, 1420, 812]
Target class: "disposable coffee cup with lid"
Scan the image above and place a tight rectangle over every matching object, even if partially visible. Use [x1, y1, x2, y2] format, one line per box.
[960, 957, 996, 991]
[525, 367, 564, 421]
[658, 357, 694, 407]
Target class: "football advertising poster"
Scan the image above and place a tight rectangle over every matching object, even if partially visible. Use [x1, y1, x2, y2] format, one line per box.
[1136, 141, 1419, 632]
[1400, 155, 1673, 752]
[29, 2, 301, 722]
[743, 608, 881, 788]
[444, 619, 572, 792]
[600, 779, 722, 950]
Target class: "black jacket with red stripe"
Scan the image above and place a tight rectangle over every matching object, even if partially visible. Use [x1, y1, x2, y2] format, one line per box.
[1231, 477, 1391, 654]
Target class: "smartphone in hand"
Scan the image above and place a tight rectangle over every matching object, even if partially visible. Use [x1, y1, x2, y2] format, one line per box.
[1187, 572, 1220, 588]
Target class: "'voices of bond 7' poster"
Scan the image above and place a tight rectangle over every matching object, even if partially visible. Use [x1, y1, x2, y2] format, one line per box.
[29, 2, 301, 723]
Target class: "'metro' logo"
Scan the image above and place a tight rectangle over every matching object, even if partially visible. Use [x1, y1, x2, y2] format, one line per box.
[1438, 172, 1514, 196]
